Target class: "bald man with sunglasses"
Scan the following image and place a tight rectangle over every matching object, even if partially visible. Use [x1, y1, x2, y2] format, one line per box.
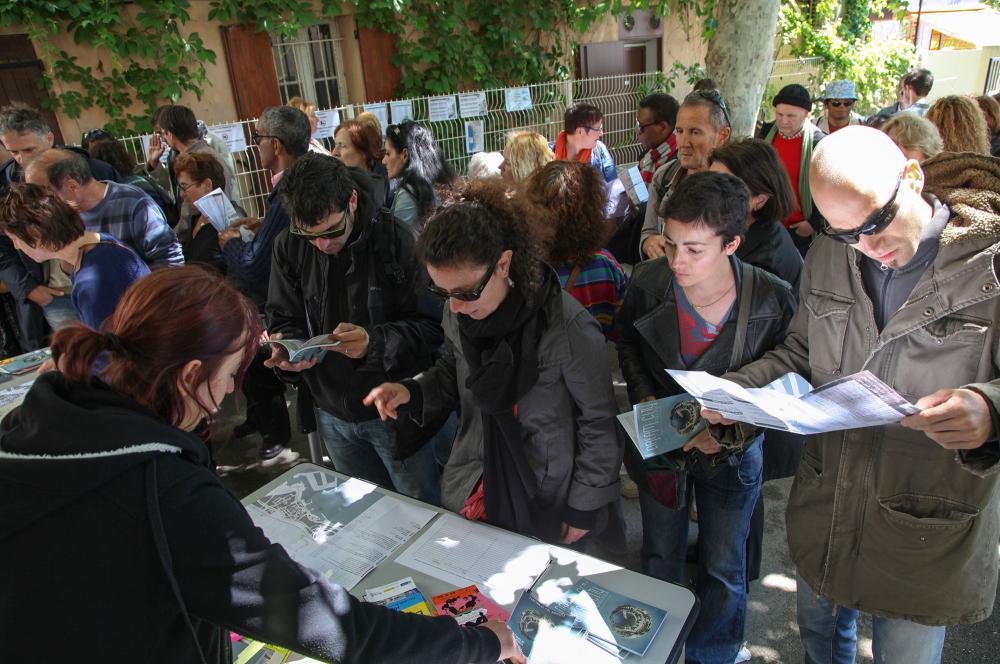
[701, 126, 1000, 664]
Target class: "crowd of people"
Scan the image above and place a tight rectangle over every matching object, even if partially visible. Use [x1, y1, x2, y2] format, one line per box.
[0, 63, 998, 664]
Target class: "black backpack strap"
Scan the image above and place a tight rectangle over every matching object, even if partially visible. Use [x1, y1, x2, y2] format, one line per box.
[728, 262, 755, 372]
[145, 459, 209, 664]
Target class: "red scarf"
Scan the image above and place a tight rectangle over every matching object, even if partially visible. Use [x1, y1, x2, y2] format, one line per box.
[553, 130, 592, 165]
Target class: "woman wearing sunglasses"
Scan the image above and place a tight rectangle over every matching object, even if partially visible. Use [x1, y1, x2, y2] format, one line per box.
[364, 181, 624, 547]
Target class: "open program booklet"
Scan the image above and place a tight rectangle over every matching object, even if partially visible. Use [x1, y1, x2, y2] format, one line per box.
[667, 369, 919, 434]
[263, 335, 341, 364]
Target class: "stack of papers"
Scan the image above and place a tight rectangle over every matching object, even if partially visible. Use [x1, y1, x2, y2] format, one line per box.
[193, 188, 242, 232]
[245, 472, 436, 590]
[363, 577, 435, 615]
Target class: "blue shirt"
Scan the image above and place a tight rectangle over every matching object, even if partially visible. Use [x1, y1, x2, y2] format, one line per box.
[71, 234, 150, 329]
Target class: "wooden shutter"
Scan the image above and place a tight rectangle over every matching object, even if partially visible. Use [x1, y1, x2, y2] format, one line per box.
[358, 27, 402, 102]
[0, 35, 64, 144]
[219, 26, 282, 120]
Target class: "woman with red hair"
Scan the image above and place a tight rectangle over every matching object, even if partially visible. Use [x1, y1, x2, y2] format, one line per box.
[0, 265, 520, 664]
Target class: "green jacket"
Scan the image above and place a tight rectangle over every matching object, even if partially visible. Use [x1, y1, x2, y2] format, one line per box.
[720, 199, 1000, 625]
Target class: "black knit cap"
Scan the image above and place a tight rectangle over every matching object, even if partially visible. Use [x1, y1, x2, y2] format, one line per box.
[772, 84, 812, 112]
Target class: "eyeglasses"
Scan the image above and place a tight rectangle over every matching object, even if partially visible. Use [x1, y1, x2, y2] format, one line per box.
[583, 125, 604, 134]
[821, 173, 903, 244]
[290, 207, 352, 240]
[251, 131, 278, 145]
[426, 260, 498, 302]
[688, 89, 732, 128]
[178, 181, 198, 193]
[826, 100, 856, 108]
[636, 120, 660, 133]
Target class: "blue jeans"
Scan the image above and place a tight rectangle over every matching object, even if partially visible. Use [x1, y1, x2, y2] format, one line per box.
[43, 295, 78, 330]
[315, 409, 440, 505]
[637, 440, 763, 664]
[797, 574, 946, 664]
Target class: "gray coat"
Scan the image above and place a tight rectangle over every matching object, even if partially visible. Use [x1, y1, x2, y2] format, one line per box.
[414, 286, 623, 537]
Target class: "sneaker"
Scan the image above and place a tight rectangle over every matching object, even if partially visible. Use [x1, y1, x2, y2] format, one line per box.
[620, 477, 639, 499]
[734, 644, 752, 663]
[259, 439, 287, 460]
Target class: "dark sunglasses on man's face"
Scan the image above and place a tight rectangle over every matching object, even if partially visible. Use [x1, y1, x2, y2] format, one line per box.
[821, 173, 903, 244]
[827, 99, 856, 108]
[290, 208, 352, 240]
[426, 261, 497, 302]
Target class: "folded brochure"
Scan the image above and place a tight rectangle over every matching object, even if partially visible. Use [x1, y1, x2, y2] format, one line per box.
[617, 393, 706, 459]
[264, 335, 340, 363]
[509, 576, 667, 657]
[0, 349, 51, 375]
[193, 187, 242, 233]
[363, 576, 435, 616]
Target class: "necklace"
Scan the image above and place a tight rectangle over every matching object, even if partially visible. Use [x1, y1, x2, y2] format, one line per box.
[778, 127, 805, 140]
[689, 283, 735, 309]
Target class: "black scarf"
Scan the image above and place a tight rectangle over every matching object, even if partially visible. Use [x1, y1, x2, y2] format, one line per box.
[458, 269, 560, 540]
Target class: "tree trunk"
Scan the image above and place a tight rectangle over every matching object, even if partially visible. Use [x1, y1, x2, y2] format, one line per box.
[705, 0, 782, 139]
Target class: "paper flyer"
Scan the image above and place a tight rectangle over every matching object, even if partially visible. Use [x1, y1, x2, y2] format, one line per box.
[362, 103, 389, 133]
[313, 109, 340, 139]
[428, 95, 459, 122]
[504, 87, 533, 112]
[459, 92, 488, 118]
[465, 119, 485, 154]
[390, 100, 415, 124]
[210, 122, 248, 153]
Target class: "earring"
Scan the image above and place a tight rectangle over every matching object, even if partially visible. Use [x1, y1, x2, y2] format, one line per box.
[507, 277, 515, 287]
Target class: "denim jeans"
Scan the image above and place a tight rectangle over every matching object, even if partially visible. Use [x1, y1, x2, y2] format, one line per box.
[315, 408, 440, 505]
[797, 574, 946, 664]
[43, 295, 79, 331]
[637, 440, 763, 664]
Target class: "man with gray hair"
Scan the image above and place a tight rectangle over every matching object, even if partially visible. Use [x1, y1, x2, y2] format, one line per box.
[218, 105, 310, 460]
[639, 89, 732, 259]
[26, 149, 183, 268]
[0, 103, 120, 347]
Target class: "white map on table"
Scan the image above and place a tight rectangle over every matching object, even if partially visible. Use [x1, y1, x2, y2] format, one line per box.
[247, 470, 436, 591]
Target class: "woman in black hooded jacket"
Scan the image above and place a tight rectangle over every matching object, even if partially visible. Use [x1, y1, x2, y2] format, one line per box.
[0, 265, 521, 664]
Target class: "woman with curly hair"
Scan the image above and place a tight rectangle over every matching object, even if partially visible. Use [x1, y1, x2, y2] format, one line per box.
[522, 160, 627, 338]
[364, 180, 623, 547]
[926, 95, 991, 154]
[499, 131, 554, 183]
[975, 95, 1000, 157]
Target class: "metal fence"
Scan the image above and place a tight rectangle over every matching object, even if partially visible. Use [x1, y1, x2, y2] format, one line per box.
[119, 61, 823, 217]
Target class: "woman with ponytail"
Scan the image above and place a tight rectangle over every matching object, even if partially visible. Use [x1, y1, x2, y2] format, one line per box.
[365, 181, 624, 547]
[0, 265, 522, 664]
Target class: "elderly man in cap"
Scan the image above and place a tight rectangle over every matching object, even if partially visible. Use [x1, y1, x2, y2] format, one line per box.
[759, 83, 826, 256]
[817, 80, 863, 134]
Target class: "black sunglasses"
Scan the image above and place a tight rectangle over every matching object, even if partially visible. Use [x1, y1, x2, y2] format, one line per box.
[290, 207, 352, 240]
[826, 100, 856, 108]
[821, 173, 903, 244]
[426, 260, 497, 302]
[688, 89, 731, 128]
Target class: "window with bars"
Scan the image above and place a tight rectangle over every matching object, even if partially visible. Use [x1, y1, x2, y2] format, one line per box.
[270, 23, 348, 109]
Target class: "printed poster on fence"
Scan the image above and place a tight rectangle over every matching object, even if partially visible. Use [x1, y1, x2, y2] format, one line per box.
[363, 103, 389, 134]
[210, 123, 248, 153]
[465, 120, 484, 154]
[504, 87, 533, 113]
[459, 92, 488, 118]
[428, 95, 458, 122]
[313, 109, 340, 139]
[390, 100, 414, 124]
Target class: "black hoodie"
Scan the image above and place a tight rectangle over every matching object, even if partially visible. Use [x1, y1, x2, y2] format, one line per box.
[0, 374, 500, 663]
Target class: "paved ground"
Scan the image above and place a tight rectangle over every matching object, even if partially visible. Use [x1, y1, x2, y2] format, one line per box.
[214, 386, 999, 663]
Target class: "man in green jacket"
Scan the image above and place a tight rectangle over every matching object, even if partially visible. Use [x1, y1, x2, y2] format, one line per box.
[704, 126, 1000, 663]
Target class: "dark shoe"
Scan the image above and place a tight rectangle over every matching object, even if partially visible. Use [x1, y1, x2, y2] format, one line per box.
[233, 421, 257, 439]
[259, 440, 286, 460]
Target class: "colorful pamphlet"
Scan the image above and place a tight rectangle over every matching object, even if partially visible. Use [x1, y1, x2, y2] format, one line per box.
[0, 349, 50, 375]
[363, 577, 436, 616]
[431, 584, 509, 627]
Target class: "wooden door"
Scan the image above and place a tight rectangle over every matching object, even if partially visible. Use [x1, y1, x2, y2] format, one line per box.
[220, 25, 282, 120]
[0, 35, 64, 144]
[358, 27, 401, 102]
